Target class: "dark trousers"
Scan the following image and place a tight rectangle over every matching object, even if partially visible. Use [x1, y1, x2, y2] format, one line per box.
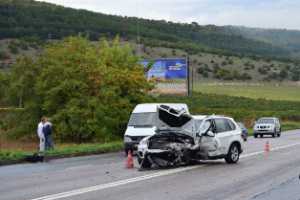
[45, 134, 54, 150]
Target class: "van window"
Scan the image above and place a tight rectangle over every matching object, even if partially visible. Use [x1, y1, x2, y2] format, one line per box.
[128, 113, 156, 127]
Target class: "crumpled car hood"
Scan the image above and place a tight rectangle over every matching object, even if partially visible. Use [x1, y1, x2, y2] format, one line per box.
[158, 104, 192, 127]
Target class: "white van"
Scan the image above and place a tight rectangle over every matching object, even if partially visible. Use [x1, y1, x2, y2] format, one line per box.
[124, 103, 189, 154]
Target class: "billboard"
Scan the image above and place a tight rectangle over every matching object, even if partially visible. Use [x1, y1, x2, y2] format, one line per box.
[141, 58, 189, 95]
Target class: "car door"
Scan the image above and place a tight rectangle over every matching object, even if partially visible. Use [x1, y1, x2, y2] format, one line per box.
[198, 119, 221, 157]
[213, 118, 236, 155]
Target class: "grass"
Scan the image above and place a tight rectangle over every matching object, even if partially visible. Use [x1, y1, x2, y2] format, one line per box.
[281, 121, 300, 131]
[194, 83, 300, 102]
[45, 141, 123, 157]
[0, 141, 123, 165]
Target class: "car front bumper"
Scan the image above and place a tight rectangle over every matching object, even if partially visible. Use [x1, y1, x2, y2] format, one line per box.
[254, 130, 274, 135]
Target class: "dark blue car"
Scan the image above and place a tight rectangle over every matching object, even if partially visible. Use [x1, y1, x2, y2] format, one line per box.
[237, 122, 248, 141]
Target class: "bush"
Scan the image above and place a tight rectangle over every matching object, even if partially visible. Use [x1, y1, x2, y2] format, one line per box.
[8, 41, 19, 54]
[0, 51, 9, 60]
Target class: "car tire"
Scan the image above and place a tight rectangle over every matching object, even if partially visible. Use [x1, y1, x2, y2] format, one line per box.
[225, 143, 240, 164]
[272, 130, 276, 138]
[260, 134, 263, 138]
[254, 134, 257, 138]
[278, 129, 281, 137]
[139, 155, 151, 168]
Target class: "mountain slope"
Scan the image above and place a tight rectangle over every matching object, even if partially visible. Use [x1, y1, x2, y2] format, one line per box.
[0, 0, 293, 59]
[225, 26, 300, 57]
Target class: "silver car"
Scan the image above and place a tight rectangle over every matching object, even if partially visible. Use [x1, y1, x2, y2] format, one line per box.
[253, 117, 281, 138]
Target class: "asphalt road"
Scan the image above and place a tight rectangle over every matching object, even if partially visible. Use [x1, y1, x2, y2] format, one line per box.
[1, 130, 300, 200]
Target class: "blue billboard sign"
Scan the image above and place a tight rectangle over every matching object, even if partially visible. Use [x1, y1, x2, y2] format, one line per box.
[141, 58, 187, 80]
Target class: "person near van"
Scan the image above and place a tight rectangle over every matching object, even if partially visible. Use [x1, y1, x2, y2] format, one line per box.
[43, 118, 54, 150]
[37, 117, 46, 152]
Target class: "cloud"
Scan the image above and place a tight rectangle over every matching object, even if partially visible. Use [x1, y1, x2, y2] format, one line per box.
[37, 0, 300, 30]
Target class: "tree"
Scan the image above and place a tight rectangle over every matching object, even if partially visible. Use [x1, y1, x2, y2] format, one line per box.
[7, 36, 152, 142]
[279, 69, 288, 80]
[8, 56, 41, 108]
[0, 71, 8, 105]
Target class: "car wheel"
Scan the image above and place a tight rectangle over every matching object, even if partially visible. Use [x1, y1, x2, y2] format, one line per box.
[260, 134, 263, 138]
[137, 156, 142, 165]
[225, 144, 240, 164]
[254, 134, 257, 138]
[272, 130, 276, 138]
[140, 155, 151, 168]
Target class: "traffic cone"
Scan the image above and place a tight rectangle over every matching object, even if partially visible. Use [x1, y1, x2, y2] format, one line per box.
[264, 141, 270, 153]
[126, 150, 134, 169]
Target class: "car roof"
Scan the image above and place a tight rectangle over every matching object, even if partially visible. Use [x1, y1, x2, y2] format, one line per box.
[132, 103, 189, 113]
[192, 115, 207, 120]
[193, 115, 233, 121]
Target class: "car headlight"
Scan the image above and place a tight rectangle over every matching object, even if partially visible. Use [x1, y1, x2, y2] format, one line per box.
[124, 136, 132, 143]
[139, 137, 148, 146]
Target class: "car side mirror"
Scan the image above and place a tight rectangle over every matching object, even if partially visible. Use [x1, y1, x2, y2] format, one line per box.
[206, 131, 215, 137]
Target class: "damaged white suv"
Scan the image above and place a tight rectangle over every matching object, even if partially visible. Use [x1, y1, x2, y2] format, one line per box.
[137, 105, 244, 168]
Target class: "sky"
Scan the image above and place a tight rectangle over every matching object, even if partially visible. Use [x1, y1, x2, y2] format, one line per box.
[38, 0, 300, 30]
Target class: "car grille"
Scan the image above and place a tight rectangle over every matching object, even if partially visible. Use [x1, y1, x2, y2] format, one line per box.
[259, 126, 267, 129]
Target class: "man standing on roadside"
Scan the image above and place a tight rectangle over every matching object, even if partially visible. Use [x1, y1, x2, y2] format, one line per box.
[37, 117, 46, 152]
[43, 118, 54, 150]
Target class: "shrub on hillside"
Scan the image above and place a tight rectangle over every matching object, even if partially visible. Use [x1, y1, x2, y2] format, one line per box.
[8, 41, 19, 54]
[0, 51, 9, 60]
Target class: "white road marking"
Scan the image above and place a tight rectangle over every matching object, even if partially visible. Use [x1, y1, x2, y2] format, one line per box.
[29, 142, 300, 200]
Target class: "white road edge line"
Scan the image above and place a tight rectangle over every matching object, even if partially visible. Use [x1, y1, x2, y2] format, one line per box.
[29, 142, 300, 200]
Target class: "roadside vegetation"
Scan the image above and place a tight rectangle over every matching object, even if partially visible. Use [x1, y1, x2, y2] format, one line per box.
[0, 141, 123, 165]
[0, 36, 152, 144]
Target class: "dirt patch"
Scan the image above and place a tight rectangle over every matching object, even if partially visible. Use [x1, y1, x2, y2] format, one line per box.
[0, 135, 38, 151]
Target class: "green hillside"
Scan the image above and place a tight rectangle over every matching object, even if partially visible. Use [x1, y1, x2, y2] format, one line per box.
[225, 26, 300, 58]
[0, 0, 294, 59]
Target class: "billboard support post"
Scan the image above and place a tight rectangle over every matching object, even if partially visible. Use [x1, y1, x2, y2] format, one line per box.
[187, 56, 191, 96]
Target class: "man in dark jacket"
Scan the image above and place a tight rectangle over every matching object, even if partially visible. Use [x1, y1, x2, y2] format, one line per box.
[43, 118, 54, 150]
